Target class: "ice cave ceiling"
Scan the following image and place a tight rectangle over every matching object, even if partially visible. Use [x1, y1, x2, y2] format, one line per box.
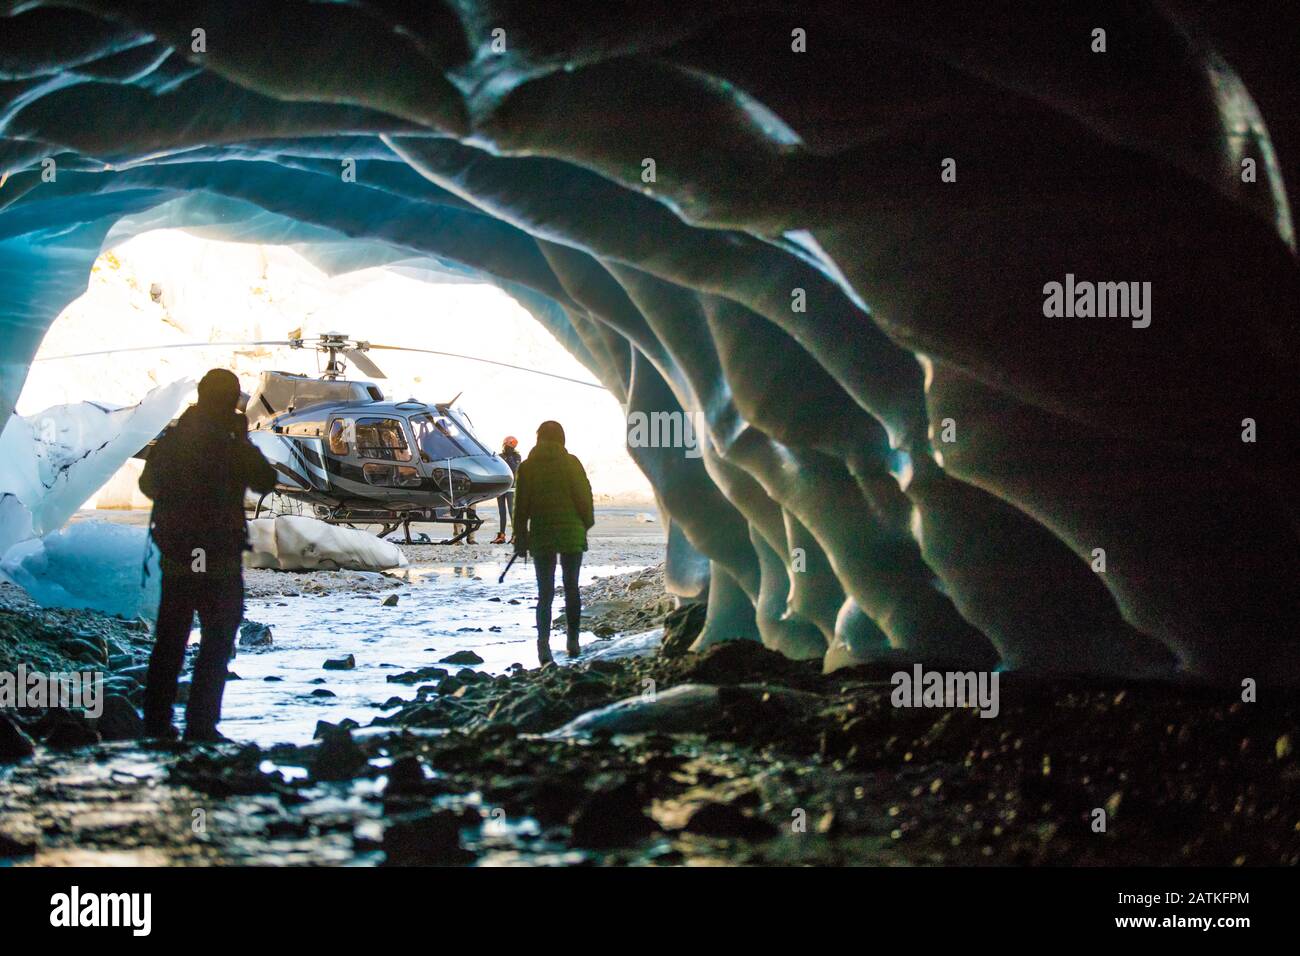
[1, 1, 1298, 682]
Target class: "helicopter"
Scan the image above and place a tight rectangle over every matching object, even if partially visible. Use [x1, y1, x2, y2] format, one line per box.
[35, 331, 604, 543]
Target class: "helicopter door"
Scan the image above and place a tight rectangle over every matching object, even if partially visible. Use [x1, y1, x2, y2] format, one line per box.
[351, 417, 421, 488]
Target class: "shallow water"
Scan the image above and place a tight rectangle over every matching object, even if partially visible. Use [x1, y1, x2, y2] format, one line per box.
[219, 558, 645, 746]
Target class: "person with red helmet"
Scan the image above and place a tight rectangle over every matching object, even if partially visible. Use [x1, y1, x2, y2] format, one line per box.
[492, 435, 521, 544]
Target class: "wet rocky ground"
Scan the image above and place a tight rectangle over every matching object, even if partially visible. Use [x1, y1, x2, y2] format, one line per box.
[563, 564, 671, 637]
[243, 568, 402, 599]
[4, 631, 1298, 866]
[3, 512, 1298, 866]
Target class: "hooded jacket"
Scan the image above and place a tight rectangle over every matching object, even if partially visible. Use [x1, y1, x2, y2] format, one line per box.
[139, 406, 277, 575]
[512, 439, 594, 554]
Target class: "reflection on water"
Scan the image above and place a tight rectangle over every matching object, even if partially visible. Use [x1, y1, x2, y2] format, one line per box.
[217, 559, 643, 747]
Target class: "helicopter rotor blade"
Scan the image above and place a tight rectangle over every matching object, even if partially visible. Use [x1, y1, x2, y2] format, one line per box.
[342, 347, 387, 379]
[33, 340, 300, 362]
[33, 337, 606, 389]
[367, 343, 604, 389]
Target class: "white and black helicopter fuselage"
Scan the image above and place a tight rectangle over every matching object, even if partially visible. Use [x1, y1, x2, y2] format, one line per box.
[245, 369, 513, 542]
[44, 331, 597, 543]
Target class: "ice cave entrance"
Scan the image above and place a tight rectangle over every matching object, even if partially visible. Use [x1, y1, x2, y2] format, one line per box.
[0, 228, 650, 619]
[18, 229, 649, 515]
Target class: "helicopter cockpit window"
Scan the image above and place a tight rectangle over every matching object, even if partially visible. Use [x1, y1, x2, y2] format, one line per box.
[444, 409, 491, 456]
[354, 418, 411, 462]
[410, 413, 468, 461]
[327, 419, 350, 455]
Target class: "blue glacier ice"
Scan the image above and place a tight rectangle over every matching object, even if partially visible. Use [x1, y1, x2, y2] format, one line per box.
[2, 2, 1298, 681]
[1, 519, 160, 620]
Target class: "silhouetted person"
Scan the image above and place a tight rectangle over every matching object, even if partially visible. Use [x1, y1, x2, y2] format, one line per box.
[512, 420, 594, 664]
[139, 369, 276, 742]
[492, 435, 521, 544]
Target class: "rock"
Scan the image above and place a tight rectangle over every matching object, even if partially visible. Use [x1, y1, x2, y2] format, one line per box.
[117, 663, 151, 683]
[264, 675, 283, 682]
[678, 639, 804, 685]
[239, 621, 274, 647]
[102, 677, 138, 698]
[264, 818, 311, 838]
[382, 810, 473, 865]
[324, 655, 356, 670]
[660, 602, 707, 657]
[60, 634, 108, 663]
[384, 755, 429, 795]
[0, 830, 37, 858]
[382, 594, 399, 606]
[437, 675, 465, 695]
[548, 684, 721, 738]
[0, 714, 36, 763]
[310, 726, 368, 781]
[95, 694, 144, 741]
[311, 688, 337, 698]
[44, 719, 101, 750]
[488, 687, 568, 733]
[386, 665, 448, 685]
[313, 718, 360, 739]
[683, 802, 777, 839]
[568, 782, 661, 847]
[520, 779, 589, 824]
[439, 650, 484, 665]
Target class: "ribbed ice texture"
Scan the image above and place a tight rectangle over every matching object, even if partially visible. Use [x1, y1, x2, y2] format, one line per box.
[2, 2, 1297, 680]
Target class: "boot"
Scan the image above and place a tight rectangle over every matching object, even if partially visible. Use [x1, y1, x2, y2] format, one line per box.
[537, 638, 554, 666]
[566, 628, 581, 658]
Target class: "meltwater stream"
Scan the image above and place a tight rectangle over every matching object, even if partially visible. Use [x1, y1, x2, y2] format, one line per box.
[219, 558, 645, 747]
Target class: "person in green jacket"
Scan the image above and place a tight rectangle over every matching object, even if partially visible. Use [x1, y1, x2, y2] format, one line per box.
[512, 420, 594, 664]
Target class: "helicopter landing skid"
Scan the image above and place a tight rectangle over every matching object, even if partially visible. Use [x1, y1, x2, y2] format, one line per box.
[321, 507, 486, 545]
[435, 515, 484, 546]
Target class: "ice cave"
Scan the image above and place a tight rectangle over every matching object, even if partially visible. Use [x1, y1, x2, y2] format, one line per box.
[3, 0, 1300, 890]
[2, 0, 1298, 693]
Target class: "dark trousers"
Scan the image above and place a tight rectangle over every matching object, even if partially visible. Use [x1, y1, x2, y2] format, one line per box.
[497, 491, 515, 533]
[534, 551, 582, 641]
[144, 570, 244, 735]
